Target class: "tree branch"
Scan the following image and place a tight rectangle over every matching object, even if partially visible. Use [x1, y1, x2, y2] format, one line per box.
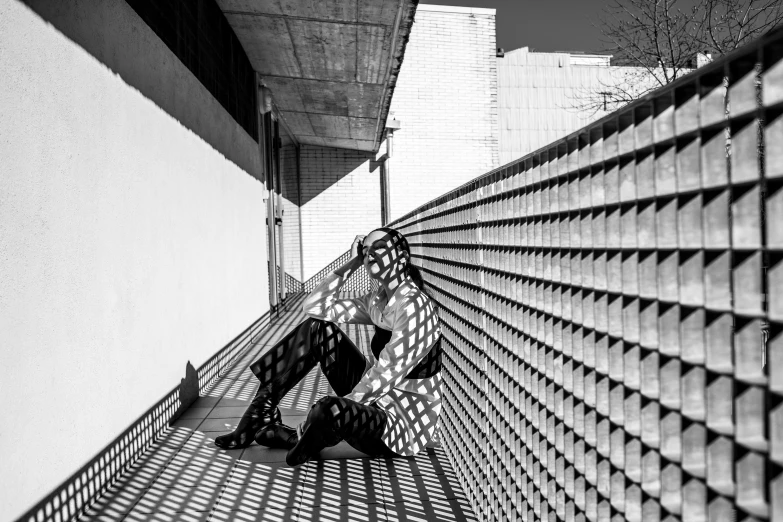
[577, 0, 782, 114]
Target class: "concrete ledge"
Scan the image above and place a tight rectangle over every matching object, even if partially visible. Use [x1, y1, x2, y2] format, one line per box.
[417, 4, 496, 16]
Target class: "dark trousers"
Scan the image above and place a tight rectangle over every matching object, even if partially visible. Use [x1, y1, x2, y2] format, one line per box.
[249, 317, 395, 457]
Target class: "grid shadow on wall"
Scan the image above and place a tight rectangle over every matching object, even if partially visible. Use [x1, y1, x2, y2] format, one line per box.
[390, 27, 783, 522]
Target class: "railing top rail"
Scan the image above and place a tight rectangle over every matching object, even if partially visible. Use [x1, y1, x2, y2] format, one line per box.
[390, 24, 783, 227]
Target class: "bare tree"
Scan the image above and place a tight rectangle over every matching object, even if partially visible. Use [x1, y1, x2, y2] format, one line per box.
[568, 0, 783, 115]
[694, 0, 783, 54]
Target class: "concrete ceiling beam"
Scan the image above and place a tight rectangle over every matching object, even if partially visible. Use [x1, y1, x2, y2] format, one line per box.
[218, 0, 416, 152]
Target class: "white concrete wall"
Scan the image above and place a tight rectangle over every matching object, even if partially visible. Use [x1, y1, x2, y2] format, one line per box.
[388, 4, 499, 220]
[0, 1, 268, 520]
[498, 48, 613, 163]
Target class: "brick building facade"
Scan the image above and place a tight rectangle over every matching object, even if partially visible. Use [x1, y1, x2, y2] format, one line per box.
[387, 4, 499, 220]
[297, 146, 383, 281]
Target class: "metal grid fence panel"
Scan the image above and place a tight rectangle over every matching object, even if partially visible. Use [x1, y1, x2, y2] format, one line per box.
[303, 249, 377, 294]
[391, 28, 783, 522]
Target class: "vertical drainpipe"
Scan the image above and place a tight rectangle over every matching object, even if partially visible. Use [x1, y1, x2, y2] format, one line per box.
[274, 120, 286, 304]
[259, 80, 278, 312]
[296, 146, 305, 288]
[382, 119, 401, 226]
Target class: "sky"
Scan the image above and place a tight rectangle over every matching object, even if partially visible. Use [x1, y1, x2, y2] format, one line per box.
[421, 0, 616, 53]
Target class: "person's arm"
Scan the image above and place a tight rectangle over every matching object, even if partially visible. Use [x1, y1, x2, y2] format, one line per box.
[302, 236, 374, 324]
[333, 253, 362, 279]
[343, 292, 439, 404]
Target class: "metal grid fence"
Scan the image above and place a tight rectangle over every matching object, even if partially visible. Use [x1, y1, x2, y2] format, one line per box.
[390, 28, 783, 522]
[303, 249, 377, 294]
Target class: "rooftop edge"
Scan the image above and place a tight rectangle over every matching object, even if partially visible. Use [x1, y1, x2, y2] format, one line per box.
[417, 4, 496, 16]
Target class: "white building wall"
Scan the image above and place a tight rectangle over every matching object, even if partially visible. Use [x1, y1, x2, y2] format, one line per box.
[388, 4, 499, 221]
[498, 47, 662, 163]
[297, 145, 383, 281]
[0, 1, 268, 519]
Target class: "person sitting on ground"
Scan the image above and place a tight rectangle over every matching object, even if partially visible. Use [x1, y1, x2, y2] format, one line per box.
[214, 227, 443, 466]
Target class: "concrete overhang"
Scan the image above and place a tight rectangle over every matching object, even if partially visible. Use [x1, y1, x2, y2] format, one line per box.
[217, 0, 417, 152]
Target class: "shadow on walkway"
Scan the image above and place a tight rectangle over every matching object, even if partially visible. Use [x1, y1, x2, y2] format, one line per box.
[79, 294, 477, 521]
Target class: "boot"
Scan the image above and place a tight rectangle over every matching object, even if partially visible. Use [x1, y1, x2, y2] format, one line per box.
[284, 400, 342, 466]
[213, 385, 282, 450]
[254, 423, 299, 450]
[216, 318, 350, 451]
[285, 421, 329, 466]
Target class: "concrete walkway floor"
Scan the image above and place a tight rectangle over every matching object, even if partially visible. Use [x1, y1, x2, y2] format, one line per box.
[78, 294, 478, 521]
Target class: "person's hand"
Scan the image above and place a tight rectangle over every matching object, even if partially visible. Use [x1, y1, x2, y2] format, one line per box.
[351, 235, 366, 260]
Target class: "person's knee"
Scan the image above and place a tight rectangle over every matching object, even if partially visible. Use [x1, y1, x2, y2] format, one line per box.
[308, 396, 342, 427]
[301, 317, 331, 330]
[302, 396, 346, 447]
[301, 317, 337, 343]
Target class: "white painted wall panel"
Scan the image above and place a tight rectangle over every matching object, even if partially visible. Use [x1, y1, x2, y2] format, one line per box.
[0, 1, 268, 519]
